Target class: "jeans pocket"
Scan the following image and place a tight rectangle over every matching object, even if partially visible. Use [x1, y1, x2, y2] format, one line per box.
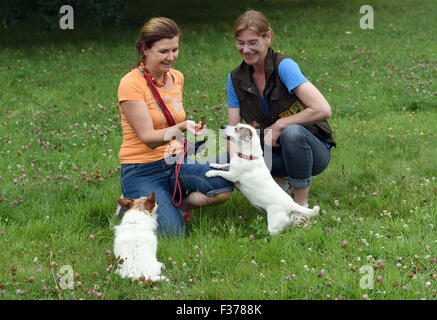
[121, 163, 140, 180]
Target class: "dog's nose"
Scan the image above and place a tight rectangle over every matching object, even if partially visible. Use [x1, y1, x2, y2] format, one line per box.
[220, 125, 227, 129]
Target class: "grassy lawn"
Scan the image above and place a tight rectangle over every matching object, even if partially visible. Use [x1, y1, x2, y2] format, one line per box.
[0, 0, 436, 300]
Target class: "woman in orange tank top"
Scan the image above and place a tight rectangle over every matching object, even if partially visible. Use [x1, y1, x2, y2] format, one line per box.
[117, 17, 233, 236]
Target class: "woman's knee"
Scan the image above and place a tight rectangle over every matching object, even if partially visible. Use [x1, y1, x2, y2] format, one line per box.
[159, 220, 185, 237]
[280, 124, 306, 144]
[157, 204, 185, 237]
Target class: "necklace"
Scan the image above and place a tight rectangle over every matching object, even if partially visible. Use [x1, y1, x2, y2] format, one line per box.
[139, 61, 168, 87]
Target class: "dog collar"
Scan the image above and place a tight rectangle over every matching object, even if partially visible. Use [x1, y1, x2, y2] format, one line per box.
[237, 152, 258, 160]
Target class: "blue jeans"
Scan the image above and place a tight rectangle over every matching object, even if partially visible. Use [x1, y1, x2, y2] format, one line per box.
[269, 124, 331, 188]
[120, 156, 234, 237]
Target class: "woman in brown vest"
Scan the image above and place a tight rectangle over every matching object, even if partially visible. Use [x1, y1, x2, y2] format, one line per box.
[227, 10, 336, 209]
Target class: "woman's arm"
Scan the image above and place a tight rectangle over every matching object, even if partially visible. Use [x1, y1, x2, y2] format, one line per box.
[281, 81, 331, 126]
[228, 107, 241, 126]
[120, 100, 203, 149]
[265, 82, 331, 146]
[227, 107, 242, 157]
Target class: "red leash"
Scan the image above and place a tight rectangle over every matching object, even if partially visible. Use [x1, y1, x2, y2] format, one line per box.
[172, 116, 205, 207]
[140, 65, 176, 127]
[172, 138, 188, 207]
[139, 64, 186, 207]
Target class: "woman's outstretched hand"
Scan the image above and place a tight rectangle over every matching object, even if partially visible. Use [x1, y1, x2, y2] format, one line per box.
[185, 120, 207, 136]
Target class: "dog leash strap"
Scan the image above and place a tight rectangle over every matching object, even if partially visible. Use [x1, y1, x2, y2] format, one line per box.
[140, 67, 176, 127]
[139, 66, 185, 207]
[172, 139, 188, 207]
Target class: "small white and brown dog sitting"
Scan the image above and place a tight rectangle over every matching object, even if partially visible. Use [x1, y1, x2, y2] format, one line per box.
[113, 192, 166, 281]
[206, 123, 319, 235]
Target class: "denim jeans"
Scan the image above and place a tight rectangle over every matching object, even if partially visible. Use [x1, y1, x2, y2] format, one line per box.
[120, 157, 234, 237]
[269, 124, 331, 188]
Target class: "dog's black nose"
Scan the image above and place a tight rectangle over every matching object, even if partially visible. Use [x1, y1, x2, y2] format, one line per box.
[220, 125, 227, 129]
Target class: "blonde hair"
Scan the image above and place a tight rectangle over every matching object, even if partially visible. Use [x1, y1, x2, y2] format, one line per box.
[233, 10, 274, 41]
[135, 17, 180, 63]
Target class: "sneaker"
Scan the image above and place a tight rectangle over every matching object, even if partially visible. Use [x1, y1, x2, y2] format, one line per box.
[178, 208, 192, 223]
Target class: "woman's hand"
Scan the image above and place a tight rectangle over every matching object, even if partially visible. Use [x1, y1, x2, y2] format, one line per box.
[264, 81, 332, 147]
[264, 118, 285, 147]
[184, 120, 207, 137]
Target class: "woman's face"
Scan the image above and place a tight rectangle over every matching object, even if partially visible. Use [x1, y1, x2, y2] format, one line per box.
[236, 29, 271, 67]
[143, 36, 179, 75]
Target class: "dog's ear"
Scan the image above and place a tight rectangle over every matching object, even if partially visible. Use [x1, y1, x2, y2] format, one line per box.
[238, 127, 253, 141]
[250, 121, 260, 129]
[147, 192, 155, 205]
[143, 192, 156, 212]
[118, 198, 135, 209]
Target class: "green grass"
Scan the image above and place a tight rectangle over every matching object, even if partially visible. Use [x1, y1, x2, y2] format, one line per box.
[0, 0, 436, 300]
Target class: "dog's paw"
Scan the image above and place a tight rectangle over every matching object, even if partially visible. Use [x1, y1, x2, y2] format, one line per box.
[269, 228, 279, 236]
[268, 220, 290, 236]
[150, 275, 167, 282]
[291, 213, 307, 226]
[115, 268, 128, 278]
[205, 170, 216, 178]
[208, 163, 230, 171]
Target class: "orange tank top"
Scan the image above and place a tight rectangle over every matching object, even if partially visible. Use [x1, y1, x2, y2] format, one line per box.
[117, 68, 186, 164]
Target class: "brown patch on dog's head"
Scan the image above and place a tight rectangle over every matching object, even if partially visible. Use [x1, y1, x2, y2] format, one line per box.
[117, 192, 157, 216]
[237, 126, 253, 141]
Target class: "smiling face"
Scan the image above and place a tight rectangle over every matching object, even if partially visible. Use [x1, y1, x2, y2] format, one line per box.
[236, 29, 271, 67]
[143, 36, 179, 77]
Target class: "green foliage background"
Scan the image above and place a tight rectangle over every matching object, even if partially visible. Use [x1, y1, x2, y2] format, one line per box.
[0, 0, 436, 300]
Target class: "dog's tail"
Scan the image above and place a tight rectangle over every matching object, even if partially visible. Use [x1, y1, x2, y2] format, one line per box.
[308, 205, 320, 217]
[291, 204, 320, 217]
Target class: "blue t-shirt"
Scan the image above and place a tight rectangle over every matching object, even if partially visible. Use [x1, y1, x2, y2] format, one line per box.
[227, 58, 308, 115]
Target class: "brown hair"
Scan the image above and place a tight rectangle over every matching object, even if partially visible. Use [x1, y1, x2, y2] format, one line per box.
[233, 10, 274, 42]
[135, 17, 180, 64]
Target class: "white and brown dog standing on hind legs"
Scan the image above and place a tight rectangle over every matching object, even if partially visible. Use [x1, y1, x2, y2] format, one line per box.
[205, 123, 319, 235]
[113, 192, 167, 281]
